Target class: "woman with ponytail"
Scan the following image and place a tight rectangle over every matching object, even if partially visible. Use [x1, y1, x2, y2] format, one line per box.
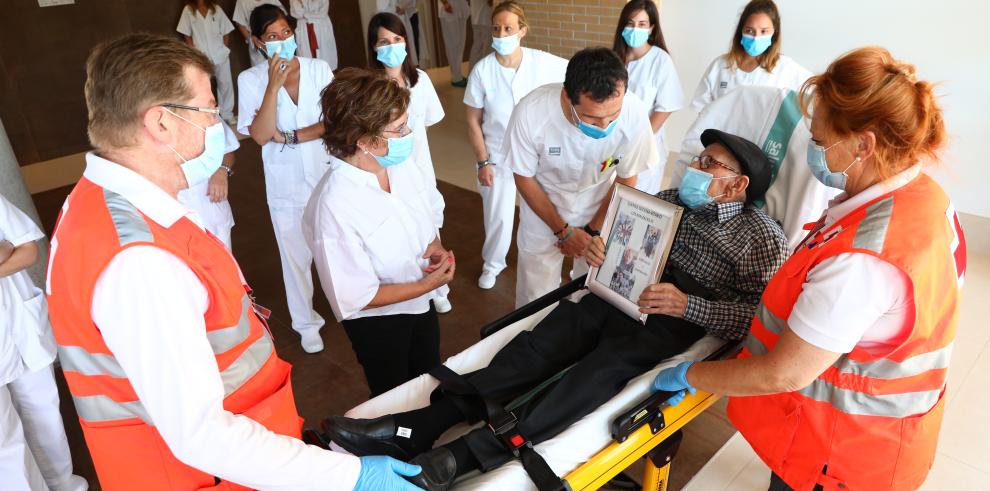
[654, 46, 967, 491]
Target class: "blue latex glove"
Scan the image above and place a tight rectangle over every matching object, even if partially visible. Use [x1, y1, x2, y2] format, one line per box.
[354, 455, 423, 491]
[651, 361, 696, 406]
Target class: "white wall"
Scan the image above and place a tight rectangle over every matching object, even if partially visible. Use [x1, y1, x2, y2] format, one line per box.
[661, 0, 990, 217]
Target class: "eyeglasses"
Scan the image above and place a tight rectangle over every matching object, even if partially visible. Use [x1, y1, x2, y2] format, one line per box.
[162, 103, 220, 115]
[162, 103, 221, 124]
[690, 154, 740, 175]
[381, 123, 412, 138]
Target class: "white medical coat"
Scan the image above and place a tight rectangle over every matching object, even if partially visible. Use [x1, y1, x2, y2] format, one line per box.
[303, 156, 446, 321]
[690, 54, 811, 113]
[290, 0, 339, 70]
[626, 45, 684, 163]
[237, 57, 334, 208]
[232, 0, 284, 29]
[0, 195, 55, 387]
[176, 5, 235, 65]
[438, 0, 470, 19]
[463, 47, 568, 163]
[407, 69, 445, 193]
[502, 83, 658, 226]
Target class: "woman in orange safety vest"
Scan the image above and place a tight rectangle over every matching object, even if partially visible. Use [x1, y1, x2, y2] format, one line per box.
[649, 46, 967, 491]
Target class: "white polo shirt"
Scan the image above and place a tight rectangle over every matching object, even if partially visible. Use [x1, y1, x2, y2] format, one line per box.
[690, 54, 811, 113]
[788, 164, 921, 355]
[626, 45, 685, 158]
[176, 5, 236, 65]
[502, 83, 658, 226]
[303, 156, 446, 321]
[464, 47, 568, 164]
[237, 57, 333, 209]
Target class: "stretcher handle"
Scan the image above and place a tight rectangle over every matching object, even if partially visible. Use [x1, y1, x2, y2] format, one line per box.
[480, 274, 588, 339]
[610, 340, 741, 442]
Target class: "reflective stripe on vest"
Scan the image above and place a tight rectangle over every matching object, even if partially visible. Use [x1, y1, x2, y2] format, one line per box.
[796, 378, 941, 418]
[58, 294, 269, 425]
[104, 189, 153, 246]
[851, 196, 894, 253]
[748, 304, 949, 418]
[206, 295, 254, 354]
[72, 394, 152, 423]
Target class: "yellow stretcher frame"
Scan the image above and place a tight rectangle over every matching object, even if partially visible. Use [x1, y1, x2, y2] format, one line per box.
[478, 277, 736, 491]
[564, 390, 722, 491]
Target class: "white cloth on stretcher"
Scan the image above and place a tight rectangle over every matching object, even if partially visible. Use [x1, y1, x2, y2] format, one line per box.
[341, 304, 728, 490]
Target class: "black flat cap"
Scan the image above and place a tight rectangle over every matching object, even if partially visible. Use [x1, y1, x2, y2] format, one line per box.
[700, 129, 772, 203]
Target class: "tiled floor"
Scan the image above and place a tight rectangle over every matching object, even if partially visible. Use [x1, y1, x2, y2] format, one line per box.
[28, 64, 988, 489]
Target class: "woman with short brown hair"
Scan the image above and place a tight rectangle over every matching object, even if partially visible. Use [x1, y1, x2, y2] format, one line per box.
[304, 68, 454, 397]
[655, 46, 967, 490]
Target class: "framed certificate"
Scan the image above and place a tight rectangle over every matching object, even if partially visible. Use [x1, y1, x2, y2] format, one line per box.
[585, 184, 683, 323]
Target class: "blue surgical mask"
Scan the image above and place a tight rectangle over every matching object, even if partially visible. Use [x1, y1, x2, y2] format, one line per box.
[621, 27, 650, 48]
[678, 166, 735, 209]
[570, 104, 618, 140]
[491, 33, 520, 56]
[806, 140, 861, 190]
[165, 109, 226, 187]
[366, 133, 414, 167]
[376, 43, 407, 68]
[740, 34, 772, 57]
[266, 35, 298, 61]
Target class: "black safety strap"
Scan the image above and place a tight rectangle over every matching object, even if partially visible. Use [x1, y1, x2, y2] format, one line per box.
[520, 444, 572, 491]
[428, 366, 570, 491]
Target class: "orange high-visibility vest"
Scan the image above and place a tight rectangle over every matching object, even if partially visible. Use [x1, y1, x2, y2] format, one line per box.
[47, 178, 304, 491]
[728, 174, 967, 490]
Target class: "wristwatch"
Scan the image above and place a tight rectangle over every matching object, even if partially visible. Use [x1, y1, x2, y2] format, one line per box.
[476, 159, 492, 170]
[220, 164, 234, 177]
[583, 224, 600, 237]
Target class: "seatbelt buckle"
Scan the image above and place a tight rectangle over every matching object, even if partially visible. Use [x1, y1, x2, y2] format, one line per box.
[488, 411, 530, 457]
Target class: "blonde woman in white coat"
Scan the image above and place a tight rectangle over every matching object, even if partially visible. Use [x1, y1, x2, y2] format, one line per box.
[464, 1, 567, 289]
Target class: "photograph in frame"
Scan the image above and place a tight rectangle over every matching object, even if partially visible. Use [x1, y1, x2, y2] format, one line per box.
[586, 184, 683, 323]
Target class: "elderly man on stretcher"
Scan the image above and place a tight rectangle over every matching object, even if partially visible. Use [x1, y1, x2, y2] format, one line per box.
[319, 129, 788, 490]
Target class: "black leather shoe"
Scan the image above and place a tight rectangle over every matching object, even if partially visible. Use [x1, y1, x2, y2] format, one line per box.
[322, 415, 410, 460]
[405, 447, 456, 491]
[301, 428, 331, 450]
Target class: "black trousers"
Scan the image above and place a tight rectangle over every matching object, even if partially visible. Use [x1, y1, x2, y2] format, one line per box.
[768, 471, 825, 491]
[449, 294, 706, 471]
[342, 304, 441, 397]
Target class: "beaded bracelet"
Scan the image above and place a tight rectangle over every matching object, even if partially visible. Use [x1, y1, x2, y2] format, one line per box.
[556, 227, 574, 245]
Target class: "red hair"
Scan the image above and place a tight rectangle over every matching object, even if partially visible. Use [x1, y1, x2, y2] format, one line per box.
[800, 46, 946, 178]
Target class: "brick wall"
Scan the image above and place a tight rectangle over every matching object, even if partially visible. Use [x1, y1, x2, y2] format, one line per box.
[516, 0, 629, 58]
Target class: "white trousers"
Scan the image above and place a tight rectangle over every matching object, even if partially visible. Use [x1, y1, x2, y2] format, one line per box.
[0, 365, 77, 491]
[269, 206, 325, 334]
[469, 23, 492, 67]
[215, 57, 235, 120]
[514, 202, 589, 308]
[478, 164, 515, 275]
[439, 16, 468, 81]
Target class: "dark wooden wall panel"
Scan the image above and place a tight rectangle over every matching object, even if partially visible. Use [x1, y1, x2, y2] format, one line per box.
[0, 0, 364, 167]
